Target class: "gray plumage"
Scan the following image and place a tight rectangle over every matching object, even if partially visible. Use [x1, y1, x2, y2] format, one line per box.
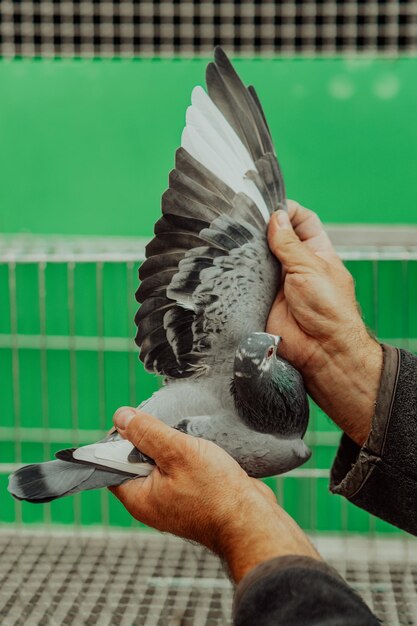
[8, 47, 310, 504]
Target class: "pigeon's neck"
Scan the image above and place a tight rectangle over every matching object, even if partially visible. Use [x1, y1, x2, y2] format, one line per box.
[231, 363, 308, 436]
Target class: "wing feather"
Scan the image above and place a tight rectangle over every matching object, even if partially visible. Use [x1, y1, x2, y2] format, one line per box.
[135, 48, 286, 379]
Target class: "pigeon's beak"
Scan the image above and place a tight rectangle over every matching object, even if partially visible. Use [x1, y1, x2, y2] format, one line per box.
[265, 333, 281, 347]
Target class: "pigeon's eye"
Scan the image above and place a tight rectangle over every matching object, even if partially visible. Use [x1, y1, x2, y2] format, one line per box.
[266, 346, 274, 359]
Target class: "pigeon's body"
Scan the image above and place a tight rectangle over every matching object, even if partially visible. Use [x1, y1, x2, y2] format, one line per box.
[8, 47, 311, 504]
[137, 360, 309, 479]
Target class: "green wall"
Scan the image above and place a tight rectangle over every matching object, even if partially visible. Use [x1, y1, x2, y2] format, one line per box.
[0, 57, 416, 237]
[1, 58, 416, 532]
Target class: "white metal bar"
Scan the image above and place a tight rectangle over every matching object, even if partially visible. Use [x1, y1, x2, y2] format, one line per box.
[96, 262, 106, 431]
[6, 248, 417, 263]
[4, 248, 417, 262]
[0, 426, 106, 443]
[8, 262, 22, 526]
[0, 235, 148, 264]
[0, 463, 26, 473]
[38, 261, 51, 525]
[1, 247, 417, 263]
[326, 224, 417, 247]
[401, 260, 411, 558]
[338, 249, 417, 261]
[0, 427, 346, 446]
[0, 333, 416, 353]
[67, 263, 79, 444]
[127, 261, 137, 407]
[1, 231, 417, 264]
[95, 261, 109, 527]
[402, 259, 411, 352]
[0, 251, 146, 264]
[67, 262, 81, 526]
[0, 463, 330, 478]
[369, 259, 379, 536]
[0, 333, 135, 351]
[309, 403, 318, 532]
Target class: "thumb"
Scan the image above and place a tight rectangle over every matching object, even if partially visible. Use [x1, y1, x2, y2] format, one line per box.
[268, 210, 320, 273]
[113, 407, 186, 470]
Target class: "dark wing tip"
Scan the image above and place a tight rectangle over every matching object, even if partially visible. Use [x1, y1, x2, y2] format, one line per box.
[55, 448, 77, 462]
[205, 61, 218, 86]
[214, 45, 228, 64]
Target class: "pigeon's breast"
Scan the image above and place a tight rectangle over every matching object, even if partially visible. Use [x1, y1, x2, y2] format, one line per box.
[138, 374, 235, 425]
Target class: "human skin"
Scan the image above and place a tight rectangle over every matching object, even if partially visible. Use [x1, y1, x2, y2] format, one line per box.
[266, 201, 383, 446]
[110, 407, 320, 584]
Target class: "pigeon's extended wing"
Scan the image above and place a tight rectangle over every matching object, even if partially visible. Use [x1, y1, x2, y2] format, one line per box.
[135, 47, 286, 379]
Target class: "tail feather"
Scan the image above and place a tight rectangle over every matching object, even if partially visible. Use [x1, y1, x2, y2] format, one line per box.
[8, 460, 129, 503]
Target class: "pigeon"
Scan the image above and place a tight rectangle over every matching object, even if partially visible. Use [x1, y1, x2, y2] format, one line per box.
[8, 47, 311, 504]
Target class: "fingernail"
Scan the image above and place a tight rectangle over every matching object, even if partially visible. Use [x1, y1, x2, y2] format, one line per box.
[275, 210, 290, 229]
[114, 407, 136, 430]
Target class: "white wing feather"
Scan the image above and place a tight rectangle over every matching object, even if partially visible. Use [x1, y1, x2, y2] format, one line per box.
[182, 86, 270, 222]
[190, 86, 253, 169]
[73, 440, 153, 476]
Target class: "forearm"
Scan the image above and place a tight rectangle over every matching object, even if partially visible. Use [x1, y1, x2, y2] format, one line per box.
[215, 503, 320, 584]
[302, 328, 383, 446]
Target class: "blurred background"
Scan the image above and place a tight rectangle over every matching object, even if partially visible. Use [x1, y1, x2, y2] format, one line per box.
[0, 2, 417, 625]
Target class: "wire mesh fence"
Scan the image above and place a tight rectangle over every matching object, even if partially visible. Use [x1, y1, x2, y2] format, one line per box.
[1, 228, 417, 534]
[0, 1, 417, 58]
[1, 530, 417, 626]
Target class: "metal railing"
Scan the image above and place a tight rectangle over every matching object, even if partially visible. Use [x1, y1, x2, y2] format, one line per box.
[1, 226, 416, 532]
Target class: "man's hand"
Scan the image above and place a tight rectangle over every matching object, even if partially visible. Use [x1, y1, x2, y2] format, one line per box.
[110, 407, 319, 583]
[267, 201, 383, 445]
[267, 202, 366, 368]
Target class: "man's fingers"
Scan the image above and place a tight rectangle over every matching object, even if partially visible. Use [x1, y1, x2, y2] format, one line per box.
[109, 477, 146, 501]
[273, 202, 340, 264]
[287, 199, 336, 251]
[113, 407, 186, 470]
[268, 211, 321, 273]
[287, 200, 324, 240]
[108, 477, 153, 524]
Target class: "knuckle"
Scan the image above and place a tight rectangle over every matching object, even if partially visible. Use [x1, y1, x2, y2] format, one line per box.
[169, 429, 188, 450]
[286, 199, 301, 214]
[162, 429, 189, 464]
[306, 209, 321, 227]
[160, 448, 179, 467]
[287, 272, 310, 289]
[279, 230, 299, 247]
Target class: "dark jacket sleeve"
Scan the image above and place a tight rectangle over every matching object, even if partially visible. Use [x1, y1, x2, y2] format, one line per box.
[233, 555, 379, 625]
[330, 344, 417, 535]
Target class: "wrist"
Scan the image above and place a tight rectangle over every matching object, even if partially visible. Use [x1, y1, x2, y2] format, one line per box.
[213, 494, 319, 583]
[302, 325, 383, 445]
[304, 319, 376, 373]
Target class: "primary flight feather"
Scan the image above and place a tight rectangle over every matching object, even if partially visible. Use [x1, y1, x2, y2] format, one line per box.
[8, 47, 310, 503]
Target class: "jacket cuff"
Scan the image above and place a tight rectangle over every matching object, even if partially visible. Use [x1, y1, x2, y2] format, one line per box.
[330, 343, 400, 498]
[233, 555, 341, 618]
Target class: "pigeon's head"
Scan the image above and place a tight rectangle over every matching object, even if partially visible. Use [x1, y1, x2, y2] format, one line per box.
[232, 332, 308, 435]
[234, 332, 282, 379]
